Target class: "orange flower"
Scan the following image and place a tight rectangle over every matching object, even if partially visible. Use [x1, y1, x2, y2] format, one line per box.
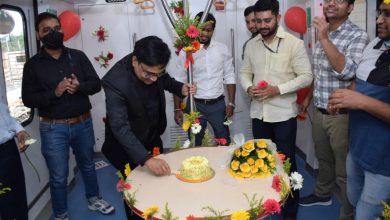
[152, 146, 160, 156]
[278, 153, 286, 161]
[186, 215, 196, 220]
[192, 41, 201, 51]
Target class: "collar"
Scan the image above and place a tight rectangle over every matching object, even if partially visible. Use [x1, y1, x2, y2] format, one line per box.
[255, 26, 286, 42]
[38, 46, 67, 59]
[202, 40, 216, 50]
[330, 19, 351, 34]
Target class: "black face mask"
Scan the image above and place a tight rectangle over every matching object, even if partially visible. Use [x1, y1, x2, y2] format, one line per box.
[41, 30, 64, 50]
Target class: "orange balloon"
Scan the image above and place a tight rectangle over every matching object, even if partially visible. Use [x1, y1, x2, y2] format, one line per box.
[59, 10, 81, 41]
[284, 7, 307, 34]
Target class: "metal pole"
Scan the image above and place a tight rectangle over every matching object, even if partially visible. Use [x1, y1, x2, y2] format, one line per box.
[200, 0, 214, 23]
[160, 0, 176, 28]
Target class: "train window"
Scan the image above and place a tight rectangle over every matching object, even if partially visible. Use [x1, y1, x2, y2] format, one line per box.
[0, 7, 31, 124]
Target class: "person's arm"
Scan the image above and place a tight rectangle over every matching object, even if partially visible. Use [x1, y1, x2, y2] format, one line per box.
[240, 43, 255, 96]
[22, 61, 59, 108]
[77, 51, 101, 95]
[222, 45, 236, 117]
[328, 89, 390, 124]
[102, 81, 149, 166]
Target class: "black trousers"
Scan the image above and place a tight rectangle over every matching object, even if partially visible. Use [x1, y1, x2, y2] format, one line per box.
[252, 117, 299, 218]
[0, 139, 28, 220]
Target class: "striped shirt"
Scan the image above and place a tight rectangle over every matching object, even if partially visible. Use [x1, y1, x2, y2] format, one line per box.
[313, 19, 369, 109]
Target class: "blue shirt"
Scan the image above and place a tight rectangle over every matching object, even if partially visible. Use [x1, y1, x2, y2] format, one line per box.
[0, 102, 24, 145]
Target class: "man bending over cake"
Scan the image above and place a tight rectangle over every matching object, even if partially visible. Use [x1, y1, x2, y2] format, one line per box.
[101, 36, 196, 219]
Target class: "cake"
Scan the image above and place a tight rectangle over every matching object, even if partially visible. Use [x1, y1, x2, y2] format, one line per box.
[177, 156, 214, 182]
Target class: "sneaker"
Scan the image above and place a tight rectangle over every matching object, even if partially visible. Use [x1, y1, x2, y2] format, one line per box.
[299, 194, 332, 206]
[88, 196, 115, 214]
[54, 213, 69, 220]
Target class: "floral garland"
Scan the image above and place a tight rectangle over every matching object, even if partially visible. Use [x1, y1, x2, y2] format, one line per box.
[94, 51, 113, 68]
[93, 25, 109, 42]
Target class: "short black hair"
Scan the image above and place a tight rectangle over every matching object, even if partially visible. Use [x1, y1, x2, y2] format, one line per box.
[195, 12, 216, 29]
[347, 0, 355, 4]
[244, 6, 255, 17]
[133, 36, 171, 67]
[254, 0, 279, 16]
[35, 12, 60, 31]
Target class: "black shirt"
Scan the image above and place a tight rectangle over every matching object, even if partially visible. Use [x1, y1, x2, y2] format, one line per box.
[22, 47, 101, 118]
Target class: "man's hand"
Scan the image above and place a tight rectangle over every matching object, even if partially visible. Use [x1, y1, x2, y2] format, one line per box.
[299, 96, 311, 115]
[226, 105, 234, 118]
[247, 86, 261, 98]
[55, 77, 72, 97]
[258, 85, 280, 101]
[67, 74, 80, 94]
[16, 131, 30, 152]
[174, 110, 183, 125]
[144, 157, 171, 176]
[328, 89, 364, 114]
[181, 83, 197, 96]
[313, 16, 329, 42]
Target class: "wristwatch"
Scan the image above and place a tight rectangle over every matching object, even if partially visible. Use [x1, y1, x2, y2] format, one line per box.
[228, 102, 235, 107]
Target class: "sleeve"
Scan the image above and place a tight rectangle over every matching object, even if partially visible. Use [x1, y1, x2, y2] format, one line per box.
[239, 43, 254, 92]
[77, 51, 102, 95]
[332, 32, 370, 80]
[102, 80, 149, 165]
[160, 74, 185, 98]
[277, 40, 313, 95]
[1, 103, 24, 134]
[222, 45, 236, 84]
[21, 61, 58, 108]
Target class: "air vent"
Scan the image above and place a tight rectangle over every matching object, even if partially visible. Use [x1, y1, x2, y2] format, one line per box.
[105, 0, 126, 2]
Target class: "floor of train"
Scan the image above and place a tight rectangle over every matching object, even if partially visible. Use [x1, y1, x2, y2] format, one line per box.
[47, 153, 341, 220]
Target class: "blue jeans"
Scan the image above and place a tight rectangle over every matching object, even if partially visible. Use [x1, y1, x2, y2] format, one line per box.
[347, 153, 390, 220]
[40, 118, 99, 216]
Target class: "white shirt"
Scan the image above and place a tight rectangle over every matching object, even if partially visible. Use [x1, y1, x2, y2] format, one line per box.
[173, 40, 236, 99]
[0, 102, 24, 145]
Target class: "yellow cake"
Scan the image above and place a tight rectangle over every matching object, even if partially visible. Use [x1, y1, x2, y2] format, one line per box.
[178, 156, 214, 181]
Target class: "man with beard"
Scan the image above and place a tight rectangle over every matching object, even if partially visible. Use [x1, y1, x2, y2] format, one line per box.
[327, 0, 390, 218]
[22, 12, 114, 220]
[173, 12, 236, 146]
[240, 0, 312, 219]
[298, 0, 369, 219]
[242, 5, 258, 60]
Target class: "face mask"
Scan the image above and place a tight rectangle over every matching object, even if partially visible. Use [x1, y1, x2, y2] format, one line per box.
[41, 30, 64, 50]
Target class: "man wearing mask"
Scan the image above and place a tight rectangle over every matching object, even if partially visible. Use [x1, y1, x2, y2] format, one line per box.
[240, 0, 313, 219]
[22, 12, 114, 220]
[173, 12, 236, 146]
[299, 0, 369, 219]
[242, 5, 258, 60]
[0, 102, 30, 220]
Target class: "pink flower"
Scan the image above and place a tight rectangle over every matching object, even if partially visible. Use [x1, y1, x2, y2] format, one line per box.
[116, 179, 131, 192]
[194, 118, 200, 124]
[263, 199, 281, 215]
[257, 80, 269, 89]
[272, 175, 281, 192]
[215, 138, 228, 146]
[186, 25, 200, 38]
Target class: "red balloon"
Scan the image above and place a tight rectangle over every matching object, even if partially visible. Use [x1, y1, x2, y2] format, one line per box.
[59, 10, 81, 41]
[284, 7, 307, 34]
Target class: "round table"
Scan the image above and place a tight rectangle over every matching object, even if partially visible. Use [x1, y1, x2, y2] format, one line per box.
[126, 146, 289, 219]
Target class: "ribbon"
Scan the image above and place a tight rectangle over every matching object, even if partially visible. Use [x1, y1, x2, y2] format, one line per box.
[184, 52, 194, 69]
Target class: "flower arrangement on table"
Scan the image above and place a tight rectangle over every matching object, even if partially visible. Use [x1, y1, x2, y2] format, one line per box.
[93, 25, 109, 42]
[94, 51, 113, 68]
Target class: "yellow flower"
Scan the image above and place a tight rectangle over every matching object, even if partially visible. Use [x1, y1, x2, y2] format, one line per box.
[183, 46, 195, 52]
[142, 206, 159, 219]
[182, 120, 191, 131]
[269, 162, 276, 168]
[241, 172, 252, 178]
[242, 140, 255, 152]
[247, 158, 255, 165]
[241, 150, 250, 157]
[231, 160, 240, 171]
[257, 149, 268, 159]
[251, 166, 259, 174]
[255, 159, 264, 168]
[180, 101, 186, 110]
[256, 139, 267, 148]
[124, 163, 131, 177]
[384, 0, 390, 4]
[261, 165, 269, 172]
[239, 162, 251, 173]
[267, 154, 275, 162]
[234, 148, 241, 157]
[231, 210, 250, 220]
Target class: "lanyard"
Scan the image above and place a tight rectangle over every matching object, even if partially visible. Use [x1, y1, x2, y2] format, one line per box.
[262, 38, 281, 54]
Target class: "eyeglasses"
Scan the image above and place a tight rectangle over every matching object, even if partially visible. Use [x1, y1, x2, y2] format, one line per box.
[377, 10, 390, 18]
[323, 0, 347, 4]
[139, 63, 167, 79]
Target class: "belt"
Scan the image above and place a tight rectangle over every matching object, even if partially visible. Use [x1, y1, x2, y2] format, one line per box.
[194, 95, 224, 105]
[317, 108, 348, 115]
[40, 112, 91, 124]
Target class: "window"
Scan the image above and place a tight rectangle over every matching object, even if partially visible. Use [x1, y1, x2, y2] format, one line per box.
[0, 6, 31, 124]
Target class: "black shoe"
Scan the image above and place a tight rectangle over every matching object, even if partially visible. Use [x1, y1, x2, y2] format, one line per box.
[299, 194, 332, 206]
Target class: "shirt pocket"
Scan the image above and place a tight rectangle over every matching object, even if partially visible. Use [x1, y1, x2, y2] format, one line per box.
[270, 53, 291, 73]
